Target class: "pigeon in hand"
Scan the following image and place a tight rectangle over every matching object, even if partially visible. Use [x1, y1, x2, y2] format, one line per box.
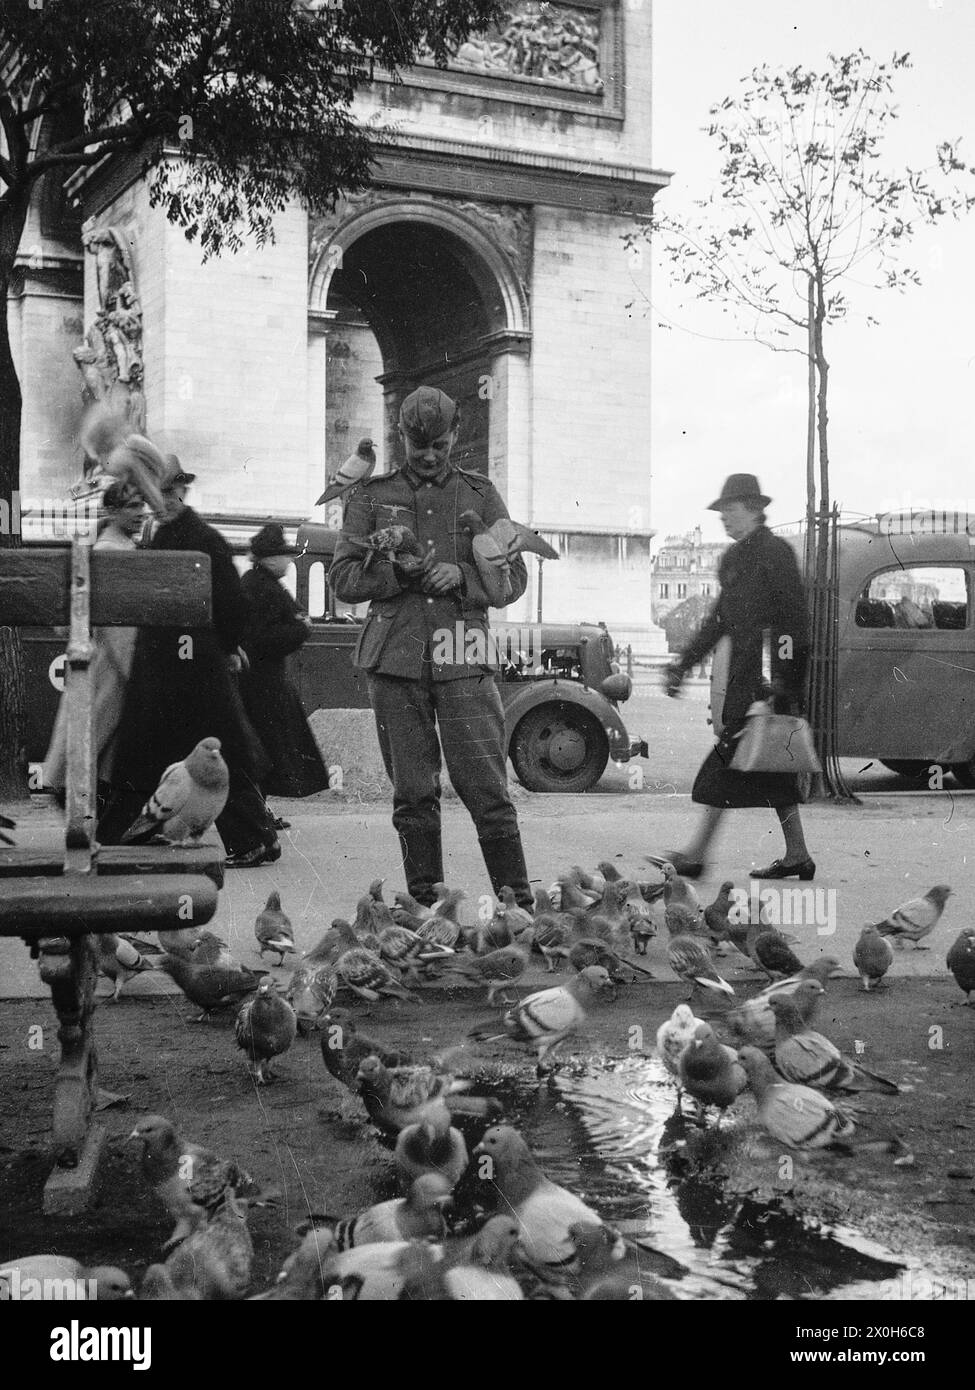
[0, 813, 15, 847]
[873, 884, 952, 948]
[739, 1047, 857, 1151]
[853, 925, 894, 992]
[0, 1257, 133, 1301]
[235, 979, 297, 1083]
[157, 952, 264, 1021]
[316, 437, 376, 504]
[471, 1125, 623, 1275]
[458, 509, 558, 605]
[769, 988, 900, 1095]
[322, 1174, 451, 1250]
[254, 891, 296, 966]
[95, 932, 155, 1001]
[129, 1114, 257, 1249]
[120, 737, 229, 845]
[678, 1023, 747, 1121]
[469, 965, 615, 1073]
[947, 926, 975, 1004]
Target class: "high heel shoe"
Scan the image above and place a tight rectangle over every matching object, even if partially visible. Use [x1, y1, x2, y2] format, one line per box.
[749, 857, 816, 880]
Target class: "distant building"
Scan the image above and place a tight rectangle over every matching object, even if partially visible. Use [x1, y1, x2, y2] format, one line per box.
[651, 528, 726, 625]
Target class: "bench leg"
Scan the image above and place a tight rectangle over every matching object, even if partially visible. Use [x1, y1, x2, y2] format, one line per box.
[37, 935, 106, 1213]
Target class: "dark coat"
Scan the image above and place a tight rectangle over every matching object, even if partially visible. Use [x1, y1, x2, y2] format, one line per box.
[105, 506, 270, 794]
[679, 524, 809, 809]
[240, 565, 329, 797]
[328, 465, 528, 681]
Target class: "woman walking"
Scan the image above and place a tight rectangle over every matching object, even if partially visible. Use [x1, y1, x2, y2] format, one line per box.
[662, 474, 815, 880]
[43, 481, 146, 808]
[240, 524, 329, 814]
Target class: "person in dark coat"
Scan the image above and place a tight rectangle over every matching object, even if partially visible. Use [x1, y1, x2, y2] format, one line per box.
[329, 385, 533, 909]
[662, 473, 815, 880]
[97, 456, 280, 867]
[240, 523, 329, 804]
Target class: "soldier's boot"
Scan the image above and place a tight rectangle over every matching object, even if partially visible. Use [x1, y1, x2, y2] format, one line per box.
[398, 827, 444, 908]
[479, 833, 533, 912]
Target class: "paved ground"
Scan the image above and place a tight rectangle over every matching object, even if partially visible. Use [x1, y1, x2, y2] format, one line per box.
[1, 674, 969, 998]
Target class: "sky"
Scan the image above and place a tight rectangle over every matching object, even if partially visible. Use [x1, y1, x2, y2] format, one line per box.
[649, 0, 975, 543]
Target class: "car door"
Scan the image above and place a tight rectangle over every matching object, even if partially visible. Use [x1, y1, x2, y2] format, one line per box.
[837, 560, 975, 762]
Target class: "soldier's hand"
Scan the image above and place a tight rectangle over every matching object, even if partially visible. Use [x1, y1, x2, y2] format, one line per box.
[394, 553, 428, 577]
[422, 562, 463, 593]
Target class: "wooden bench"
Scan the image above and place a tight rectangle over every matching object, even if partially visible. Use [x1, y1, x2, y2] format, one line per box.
[0, 542, 225, 1213]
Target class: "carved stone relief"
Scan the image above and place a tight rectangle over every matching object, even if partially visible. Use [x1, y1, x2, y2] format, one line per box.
[418, 2, 603, 91]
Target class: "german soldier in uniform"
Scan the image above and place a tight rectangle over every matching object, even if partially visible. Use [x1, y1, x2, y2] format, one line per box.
[329, 386, 533, 908]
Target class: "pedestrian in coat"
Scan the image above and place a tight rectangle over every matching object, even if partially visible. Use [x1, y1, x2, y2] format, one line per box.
[329, 385, 534, 908]
[97, 455, 280, 867]
[240, 524, 329, 805]
[43, 481, 146, 804]
[661, 474, 815, 880]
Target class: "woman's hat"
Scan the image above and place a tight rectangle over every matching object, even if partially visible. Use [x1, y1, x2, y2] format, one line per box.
[707, 473, 772, 510]
[250, 523, 297, 558]
[162, 453, 196, 487]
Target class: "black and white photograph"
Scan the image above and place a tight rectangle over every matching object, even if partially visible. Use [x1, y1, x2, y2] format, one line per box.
[0, 0, 971, 1339]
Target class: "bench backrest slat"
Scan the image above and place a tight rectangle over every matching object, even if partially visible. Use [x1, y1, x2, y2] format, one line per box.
[0, 550, 212, 626]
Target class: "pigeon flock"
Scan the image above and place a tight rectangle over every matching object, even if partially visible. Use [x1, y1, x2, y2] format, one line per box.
[2, 840, 971, 1301]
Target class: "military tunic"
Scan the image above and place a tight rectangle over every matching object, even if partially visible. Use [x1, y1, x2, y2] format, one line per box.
[329, 465, 529, 899]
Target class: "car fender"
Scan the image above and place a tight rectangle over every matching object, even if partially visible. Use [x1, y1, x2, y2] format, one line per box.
[500, 680, 628, 754]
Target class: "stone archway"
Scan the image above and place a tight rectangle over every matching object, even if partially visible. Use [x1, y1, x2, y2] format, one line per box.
[308, 196, 532, 515]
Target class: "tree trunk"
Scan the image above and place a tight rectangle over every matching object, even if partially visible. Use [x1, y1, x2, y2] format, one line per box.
[813, 272, 830, 515]
[0, 189, 33, 802]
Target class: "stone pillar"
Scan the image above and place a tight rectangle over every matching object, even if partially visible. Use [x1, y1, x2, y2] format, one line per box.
[488, 345, 533, 624]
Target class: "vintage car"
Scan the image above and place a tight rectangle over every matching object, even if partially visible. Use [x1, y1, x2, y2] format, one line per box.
[788, 510, 975, 786]
[20, 520, 648, 794]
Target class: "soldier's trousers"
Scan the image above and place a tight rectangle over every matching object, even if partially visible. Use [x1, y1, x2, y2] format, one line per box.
[367, 669, 522, 849]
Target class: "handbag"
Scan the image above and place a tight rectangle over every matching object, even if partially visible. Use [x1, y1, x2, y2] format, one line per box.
[730, 700, 822, 774]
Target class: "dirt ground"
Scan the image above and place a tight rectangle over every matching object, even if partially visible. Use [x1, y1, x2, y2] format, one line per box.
[1, 969, 973, 1298]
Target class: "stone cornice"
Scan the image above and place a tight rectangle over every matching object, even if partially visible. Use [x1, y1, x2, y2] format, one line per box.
[369, 135, 670, 214]
[68, 133, 670, 223]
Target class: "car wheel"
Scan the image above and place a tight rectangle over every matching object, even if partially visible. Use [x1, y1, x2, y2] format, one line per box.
[879, 760, 930, 779]
[510, 704, 609, 793]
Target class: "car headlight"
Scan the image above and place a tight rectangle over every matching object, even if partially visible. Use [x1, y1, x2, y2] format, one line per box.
[600, 673, 632, 702]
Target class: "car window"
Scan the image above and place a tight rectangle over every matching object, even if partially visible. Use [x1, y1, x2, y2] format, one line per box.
[855, 566, 969, 630]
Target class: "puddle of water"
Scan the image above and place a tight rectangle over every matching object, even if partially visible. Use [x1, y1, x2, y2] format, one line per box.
[445, 1055, 908, 1300]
